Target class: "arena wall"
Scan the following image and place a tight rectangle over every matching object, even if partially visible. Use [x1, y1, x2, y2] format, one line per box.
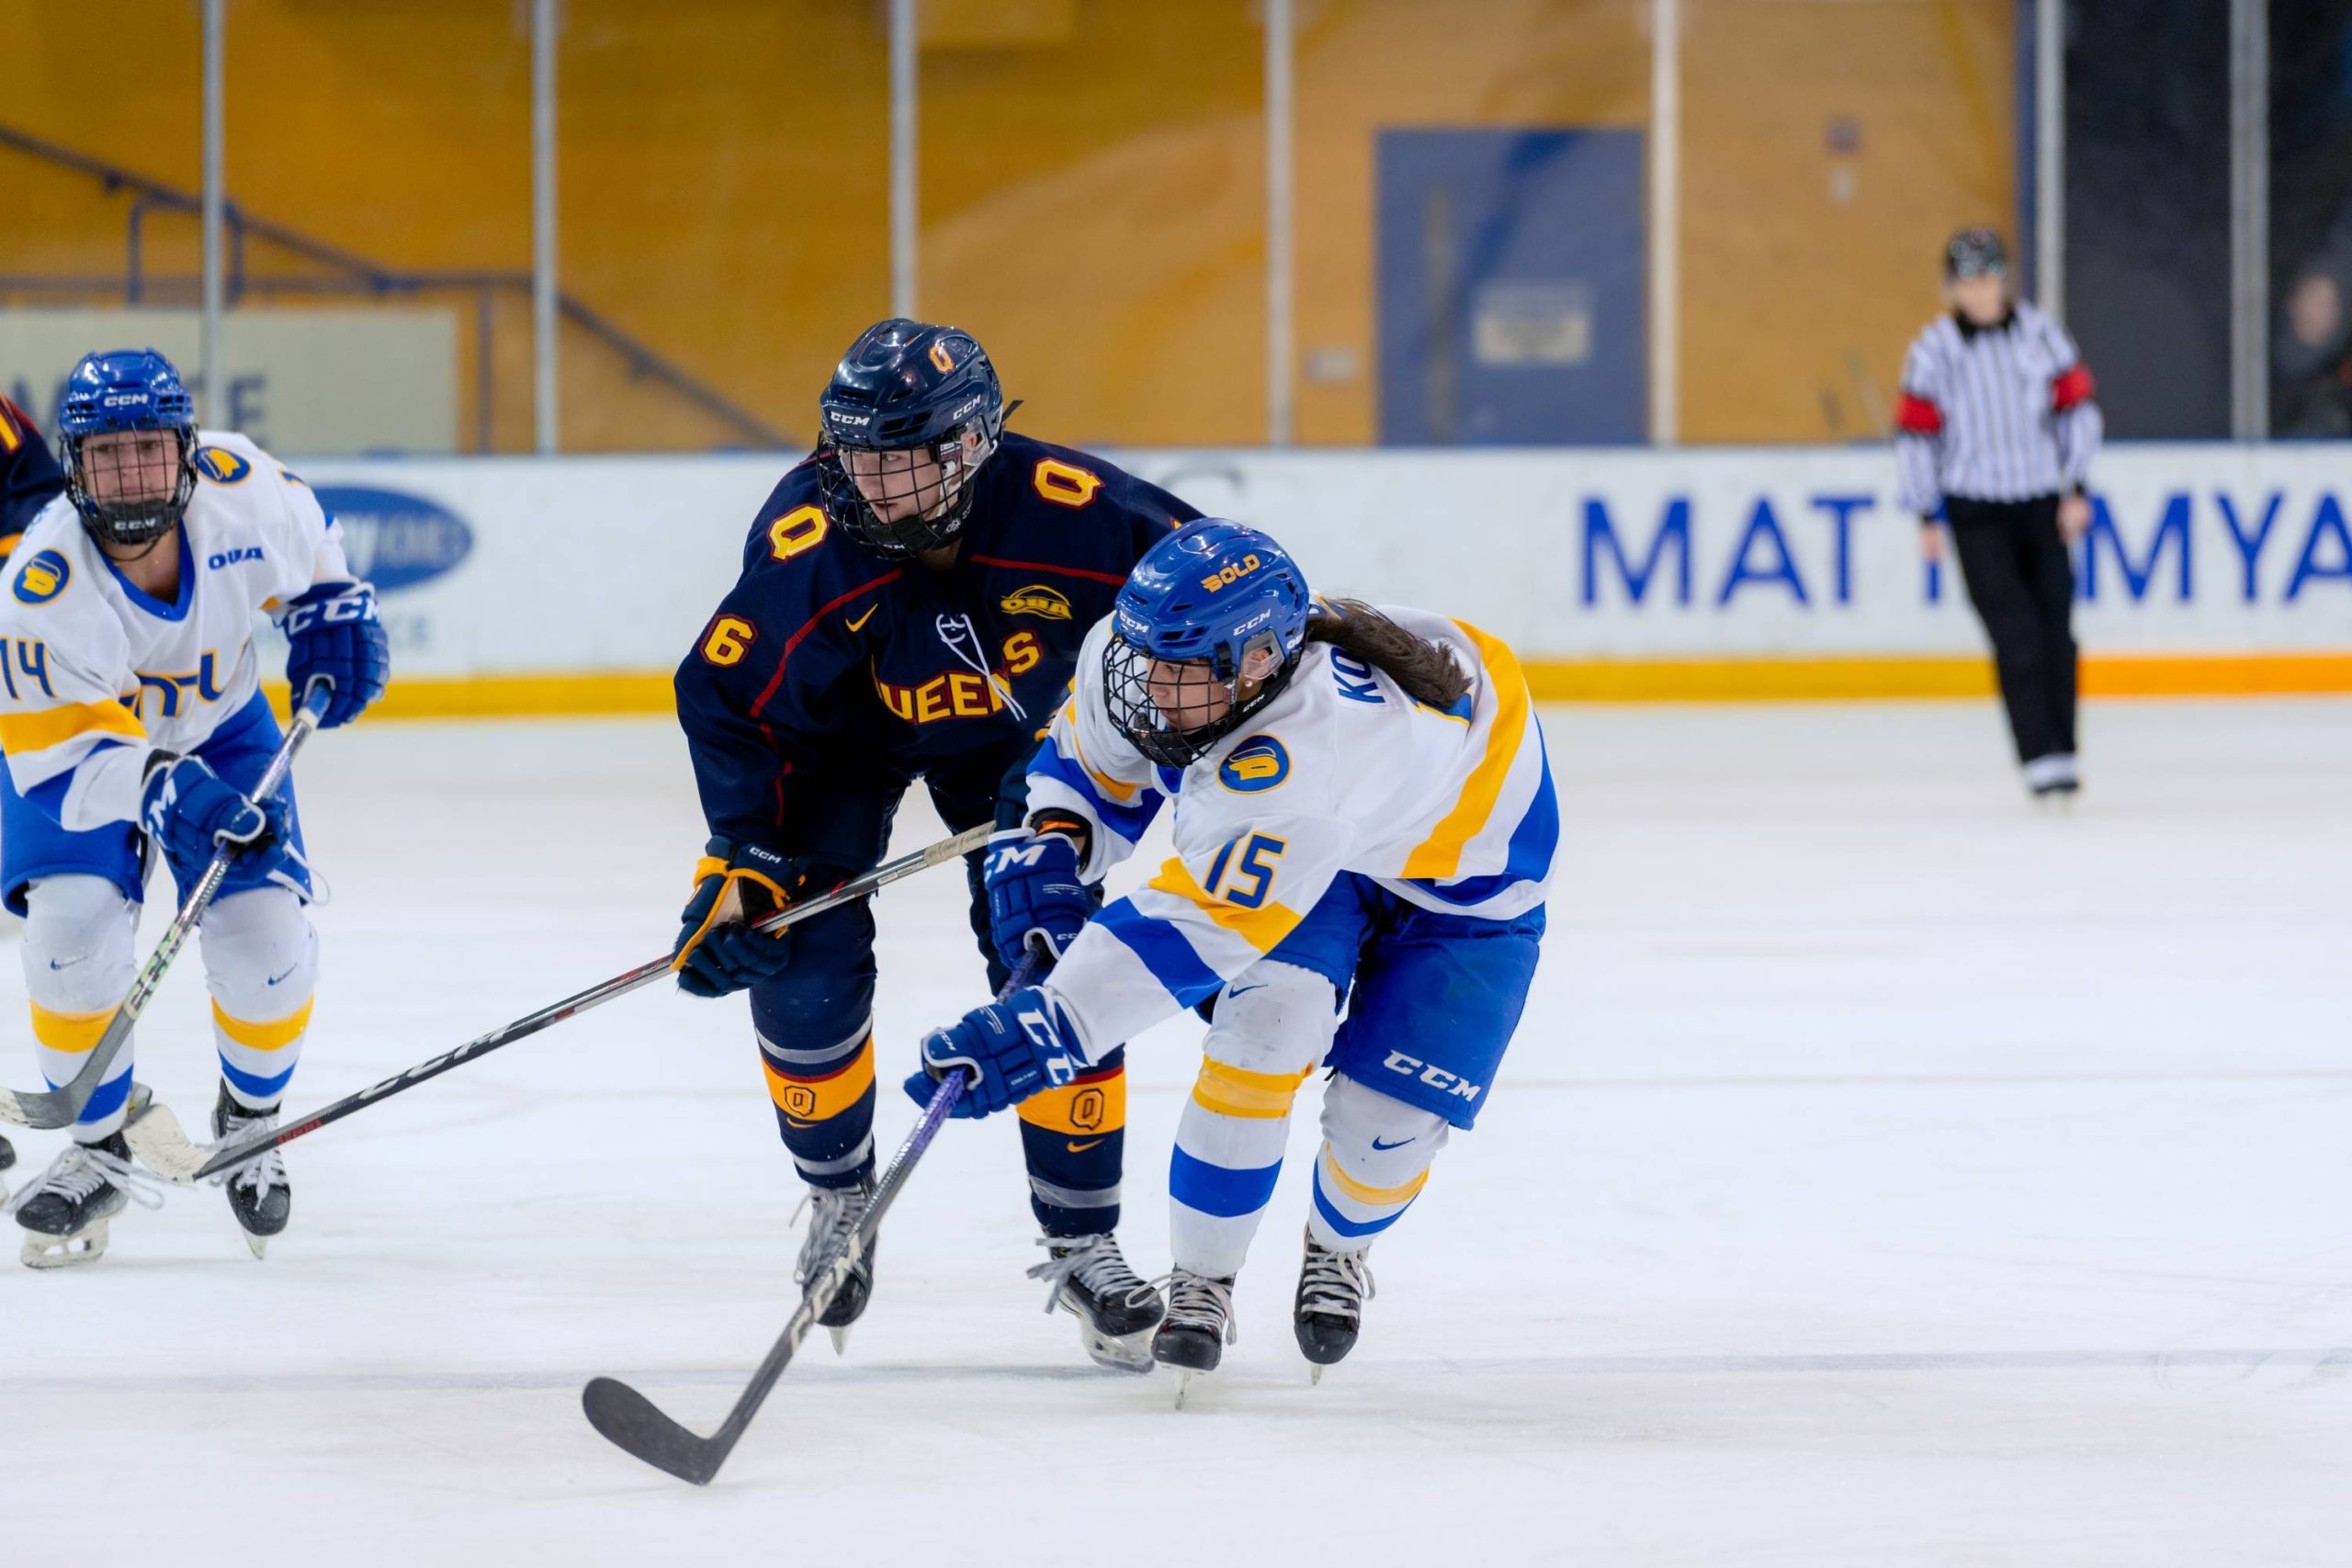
[266, 443, 2352, 717]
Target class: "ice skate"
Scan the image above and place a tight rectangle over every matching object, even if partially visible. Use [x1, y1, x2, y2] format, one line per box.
[7, 1132, 163, 1269]
[2025, 754, 2080, 813]
[212, 1083, 291, 1259]
[1026, 1232, 1164, 1372]
[1294, 1230, 1374, 1383]
[0, 1130, 14, 1202]
[1150, 1270, 1238, 1407]
[795, 1179, 876, 1354]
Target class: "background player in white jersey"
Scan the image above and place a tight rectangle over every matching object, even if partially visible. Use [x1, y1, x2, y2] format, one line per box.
[0, 349, 388, 1266]
[911, 520, 1555, 1392]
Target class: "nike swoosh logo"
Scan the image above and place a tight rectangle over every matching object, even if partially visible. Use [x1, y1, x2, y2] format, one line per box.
[266, 962, 300, 987]
[1065, 1138, 1105, 1153]
[845, 604, 877, 633]
[1371, 1135, 1415, 1151]
[1227, 983, 1266, 998]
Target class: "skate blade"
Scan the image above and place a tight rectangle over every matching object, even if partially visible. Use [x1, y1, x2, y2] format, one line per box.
[827, 1325, 850, 1356]
[21, 1216, 108, 1269]
[1309, 1363, 1324, 1387]
[243, 1231, 270, 1261]
[1174, 1369, 1196, 1410]
[1081, 1325, 1157, 1376]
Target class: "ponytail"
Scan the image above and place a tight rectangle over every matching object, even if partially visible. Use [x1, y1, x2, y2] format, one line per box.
[1303, 599, 1470, 709]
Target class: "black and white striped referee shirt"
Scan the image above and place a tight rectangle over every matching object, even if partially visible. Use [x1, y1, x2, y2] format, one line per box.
[1893, 300, 2102, 517]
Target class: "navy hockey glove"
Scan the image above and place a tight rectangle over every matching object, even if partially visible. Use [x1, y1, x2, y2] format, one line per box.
[983, 824, 1090, 973]
[903, 986, 1083, 1120]
[140, 754, 289, 889]
[673, 840, 808, 998]
[280, 580, 390, 728]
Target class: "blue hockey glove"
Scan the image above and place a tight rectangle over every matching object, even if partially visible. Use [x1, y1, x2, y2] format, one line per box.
[280, 580, 390, 728]
[140, 754, 290, 889]
[902, 986, 1083, 1120]
[673, 840, 808, 998]
[983, 824, 1090, 973]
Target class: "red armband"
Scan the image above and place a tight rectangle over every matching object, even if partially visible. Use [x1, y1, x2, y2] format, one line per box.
[1894, 393, 1943, 435]
[2051, 365, 2095, 412]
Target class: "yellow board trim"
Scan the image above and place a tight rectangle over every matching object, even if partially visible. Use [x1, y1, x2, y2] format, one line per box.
[1146, 856, 1302, 956]
[1400, 619, 1530, 881]
[0, 699, 145, 754]
[1016, 1068, 1126, 1135]
[763, 1035, 875, 1124]
[1190, 1058, 1313, 1120]
[241, 652, 2352, 725]
[1319, 1144, 1430, 1208]
[212, 997, 314, 1053]
[30, 1002, 114, 1055]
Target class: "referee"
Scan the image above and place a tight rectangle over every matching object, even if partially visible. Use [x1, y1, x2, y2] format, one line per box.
[1895, 228, 2103, 805]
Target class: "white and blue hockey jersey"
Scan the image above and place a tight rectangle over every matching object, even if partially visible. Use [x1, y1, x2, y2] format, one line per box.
[0, 432, 355, 830]
[1025, 606, 1557, 1056]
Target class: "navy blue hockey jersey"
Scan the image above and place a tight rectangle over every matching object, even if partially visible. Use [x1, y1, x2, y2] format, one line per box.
[0, 396, 64, 558]
[675, 431, 1198, 850]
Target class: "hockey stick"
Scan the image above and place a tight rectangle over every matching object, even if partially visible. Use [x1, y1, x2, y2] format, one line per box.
[0, 683, 333, 1130]
[124, 822, 995, 1184]
[581, 951, 1042, 1485]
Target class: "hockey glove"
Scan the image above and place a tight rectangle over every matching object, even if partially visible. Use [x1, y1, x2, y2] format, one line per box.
[140, 754, 290, 890]
[673, 840, 807, 998]
[280, 580, 390, 728]
[903, 986, 1084, 1120]
[982, 824, 1091, 973]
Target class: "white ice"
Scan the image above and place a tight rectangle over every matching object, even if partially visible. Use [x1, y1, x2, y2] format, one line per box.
[0, 698, 2346, 1566]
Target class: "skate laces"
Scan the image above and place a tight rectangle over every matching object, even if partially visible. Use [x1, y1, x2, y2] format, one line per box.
[793, 1185, 871, 1285]
[1298, 1244, 1374, 1321]
[3, 1141, 165, 1218]
[1150, 1270, 1238, 1345]
[1026, 1233, 1158, 1314]
[212, 1108, 285, 1201]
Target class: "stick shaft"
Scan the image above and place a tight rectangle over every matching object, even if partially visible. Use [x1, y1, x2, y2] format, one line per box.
[191, 822, 994, 1178]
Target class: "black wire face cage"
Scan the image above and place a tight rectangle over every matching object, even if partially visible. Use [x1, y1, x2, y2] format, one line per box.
[1102, 632, 1296, 769]
[62, 428, 197, 549]
[814, 427, 994, 558]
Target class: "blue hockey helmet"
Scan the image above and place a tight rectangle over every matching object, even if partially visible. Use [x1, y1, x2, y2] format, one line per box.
[1102, 519, 1313, 767]
[56, 347, 198, 548]
[814, 318, 1008, 558]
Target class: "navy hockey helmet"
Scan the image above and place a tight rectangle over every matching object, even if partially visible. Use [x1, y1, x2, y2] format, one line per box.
[814, 318, 1007, 558]
[56, 347, 199, 549]
[1102, 519, 1313, 768]
[1944, 227, 2007, 280]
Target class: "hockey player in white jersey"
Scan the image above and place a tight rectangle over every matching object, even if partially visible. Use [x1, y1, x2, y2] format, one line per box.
[0, 349, 388, 1266]
[911, 519, 1554, 1391]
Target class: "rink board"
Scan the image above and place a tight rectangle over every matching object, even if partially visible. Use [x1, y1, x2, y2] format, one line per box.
[281, 443, 2352, 710]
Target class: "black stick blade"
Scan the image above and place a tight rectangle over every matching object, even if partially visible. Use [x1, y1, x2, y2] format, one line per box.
[582, 1377, 727, 1486]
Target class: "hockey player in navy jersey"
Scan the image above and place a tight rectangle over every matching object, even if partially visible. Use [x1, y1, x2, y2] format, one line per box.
[671, 319, 1198, 1368]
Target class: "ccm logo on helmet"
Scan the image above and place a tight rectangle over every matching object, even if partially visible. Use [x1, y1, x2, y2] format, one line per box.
[1201, 553, 1262, 593]
[1382, 1052, 1483, 1102]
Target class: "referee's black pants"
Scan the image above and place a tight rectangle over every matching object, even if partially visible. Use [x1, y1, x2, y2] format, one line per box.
[1946, 493, 2077, 765]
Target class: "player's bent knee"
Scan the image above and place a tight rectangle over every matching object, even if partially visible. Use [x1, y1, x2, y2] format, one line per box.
[20, 874, 139, 1012]
[1203, 959, 1338, 1077]
[1321, 1071, 1451, 1188]
[199, 886, 319, 1023]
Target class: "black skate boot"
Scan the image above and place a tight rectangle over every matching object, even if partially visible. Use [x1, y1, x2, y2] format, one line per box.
[1294, 1229, 1375, 1383]
[213, 1082, 290, 1259]
[797, 1179, 876, 1355]
[1150, 1269, 1237, 1407]
[7, 1132, 158, 1269]
[1027, 1233, 1164, 1373]
[0, 1132, 16, 1173]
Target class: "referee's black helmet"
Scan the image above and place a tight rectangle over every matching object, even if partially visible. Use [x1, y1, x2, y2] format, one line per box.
[1944, 228, 2007, 279]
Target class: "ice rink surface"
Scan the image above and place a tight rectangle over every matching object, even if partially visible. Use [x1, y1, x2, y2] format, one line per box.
[1, 698, 2345, 1566]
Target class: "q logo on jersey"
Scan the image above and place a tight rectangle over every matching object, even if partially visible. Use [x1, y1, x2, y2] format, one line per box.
[195, 446, 253, 484]
[1218, 735, 1290, 794]
[1000, 584, 1072, 621]
[12, 548, 71, 605]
